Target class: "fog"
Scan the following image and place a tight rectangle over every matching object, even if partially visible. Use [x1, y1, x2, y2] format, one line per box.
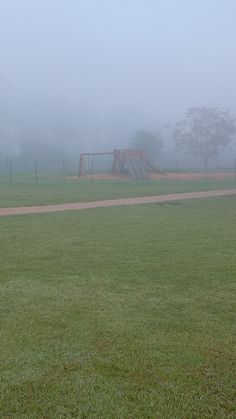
[1, 0, 236, 158]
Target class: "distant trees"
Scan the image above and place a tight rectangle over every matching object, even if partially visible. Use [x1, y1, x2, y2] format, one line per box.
[131, 130, 163, 164]
[173, 107, 236, 160]
[18, 140, 69, 161]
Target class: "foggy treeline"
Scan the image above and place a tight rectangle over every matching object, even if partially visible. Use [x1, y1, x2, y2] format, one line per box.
[1, 1, 236, 168]
[0, 94, 161, 159]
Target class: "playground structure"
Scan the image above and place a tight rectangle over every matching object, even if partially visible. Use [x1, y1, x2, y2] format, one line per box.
[79, 149, 162, 179]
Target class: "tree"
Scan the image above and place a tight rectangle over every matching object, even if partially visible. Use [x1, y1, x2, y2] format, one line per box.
[173, 107, 236, 160]
[131, 130, 163, 164]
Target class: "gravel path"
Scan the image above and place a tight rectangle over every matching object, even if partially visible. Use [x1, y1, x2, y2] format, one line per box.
[0, 188, 236, 217]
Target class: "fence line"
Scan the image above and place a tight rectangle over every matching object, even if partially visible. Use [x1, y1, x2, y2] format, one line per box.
[0, 157, 236, 183]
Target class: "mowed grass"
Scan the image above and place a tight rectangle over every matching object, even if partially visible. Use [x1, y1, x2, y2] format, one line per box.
[0, 174, 236, 207]
[0, 197, 235, 418]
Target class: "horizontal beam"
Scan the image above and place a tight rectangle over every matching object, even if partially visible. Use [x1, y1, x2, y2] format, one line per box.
[80, 152, 114, 157]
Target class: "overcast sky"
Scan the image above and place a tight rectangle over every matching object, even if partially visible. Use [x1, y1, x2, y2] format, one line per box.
[0, 0, 236, 151]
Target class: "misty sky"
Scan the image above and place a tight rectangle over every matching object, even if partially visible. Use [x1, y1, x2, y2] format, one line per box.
[0, 0, 236, 152]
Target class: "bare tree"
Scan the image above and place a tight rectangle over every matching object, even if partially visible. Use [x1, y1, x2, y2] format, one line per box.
[173, 107, 236, 160]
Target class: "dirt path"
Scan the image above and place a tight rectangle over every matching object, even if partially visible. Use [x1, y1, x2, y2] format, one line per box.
[0, 189, 236, 217]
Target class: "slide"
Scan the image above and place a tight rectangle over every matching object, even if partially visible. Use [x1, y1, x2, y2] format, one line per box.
[126, 159, 147, 179]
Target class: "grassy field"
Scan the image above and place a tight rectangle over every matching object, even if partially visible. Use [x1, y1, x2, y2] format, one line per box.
[0, 197, 235, 418]
[0, 174, 236, 207]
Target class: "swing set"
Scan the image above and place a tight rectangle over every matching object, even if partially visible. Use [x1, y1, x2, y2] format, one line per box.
[79, 149, 161, 179]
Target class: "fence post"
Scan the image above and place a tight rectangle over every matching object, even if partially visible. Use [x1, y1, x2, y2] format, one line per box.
[9, 160, 13, 184]
[24, 154, 28, 172]
[176, 160, 179, 183]
[205, 158, 208, 177]
[6, 155, 9, 177]
[62, 160, 66, 182]
[34, 160, 38, 184]
[91, 160, 94, 183]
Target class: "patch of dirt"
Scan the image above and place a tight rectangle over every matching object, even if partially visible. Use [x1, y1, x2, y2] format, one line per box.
[68, 174, 130, 180]
[68, 172, 236, 181]
[149, 172, 236, 180]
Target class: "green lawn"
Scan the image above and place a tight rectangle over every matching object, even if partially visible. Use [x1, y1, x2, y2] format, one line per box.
[0, 197, 235, 418]
[0, 174, 236, 207]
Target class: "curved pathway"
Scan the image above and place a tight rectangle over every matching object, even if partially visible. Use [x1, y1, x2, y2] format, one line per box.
[0, 189, 236, 217]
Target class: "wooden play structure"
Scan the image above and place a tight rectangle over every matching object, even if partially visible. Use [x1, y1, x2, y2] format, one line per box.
[79, 149, 162, 179]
